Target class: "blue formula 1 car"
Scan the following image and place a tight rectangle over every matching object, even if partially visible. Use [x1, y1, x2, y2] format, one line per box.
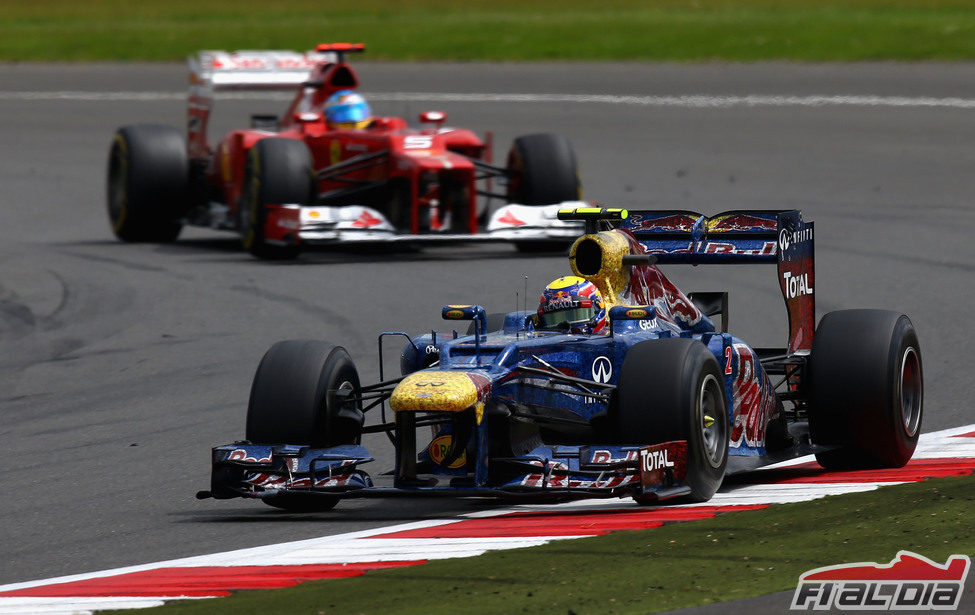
[198, 208, 923, 511]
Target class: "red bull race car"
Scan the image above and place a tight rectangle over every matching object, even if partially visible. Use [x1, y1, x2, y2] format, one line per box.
[107, 43, 583, 259]
[198, 208, 923, 510]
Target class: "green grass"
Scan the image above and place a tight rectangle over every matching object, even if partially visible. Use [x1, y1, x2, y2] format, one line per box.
[109, 474, 974, 615]
[3, 0, 975, 61]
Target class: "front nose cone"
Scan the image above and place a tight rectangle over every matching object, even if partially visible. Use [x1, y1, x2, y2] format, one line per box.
[390, 370, 490, 414]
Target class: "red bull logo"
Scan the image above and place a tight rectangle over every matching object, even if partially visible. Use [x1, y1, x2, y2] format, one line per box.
[708, 213, 777, 232]
[631, 213, 699, 231]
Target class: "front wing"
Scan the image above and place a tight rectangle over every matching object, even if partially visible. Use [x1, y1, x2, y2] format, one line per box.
[202, 441, 690, 503]
[260, 203, 585, 246]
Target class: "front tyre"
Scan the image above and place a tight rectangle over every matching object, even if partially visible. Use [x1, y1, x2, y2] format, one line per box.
[260, 492, 339, 513]
[808, 310, 923, 470]
[246, 340, 363, 448]
[107, 124, 187, 242]
[239, 138, 314, 260]
[616, 339, 729, 503]
[506, 133, 580, 205]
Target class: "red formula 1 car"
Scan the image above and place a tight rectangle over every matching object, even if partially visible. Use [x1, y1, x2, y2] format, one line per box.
[106, 43, 584, 259]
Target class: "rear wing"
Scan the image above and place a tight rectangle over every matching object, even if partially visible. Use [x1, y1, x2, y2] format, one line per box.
[621, 209, 815, 353]
[187, 44, 364, 157]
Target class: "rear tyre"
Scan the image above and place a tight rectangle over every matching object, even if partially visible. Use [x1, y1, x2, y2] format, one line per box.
[616, 339, 728, 503]
[239, 138, 314, 259]
[506, 133, 580, 205]
[107, 124, 187, 242]
[246, 340, 363, 448]
[808, 310, 923, 470]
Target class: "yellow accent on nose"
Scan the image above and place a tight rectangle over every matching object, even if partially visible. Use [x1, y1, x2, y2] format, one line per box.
[390, 371, 479, 413]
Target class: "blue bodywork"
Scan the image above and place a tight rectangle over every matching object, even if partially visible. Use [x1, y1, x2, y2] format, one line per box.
[204, 209, 814, 506]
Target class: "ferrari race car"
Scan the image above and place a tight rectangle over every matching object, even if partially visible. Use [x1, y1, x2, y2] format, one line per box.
[107, 43, 583, 259]
[198, 208, 923, 510]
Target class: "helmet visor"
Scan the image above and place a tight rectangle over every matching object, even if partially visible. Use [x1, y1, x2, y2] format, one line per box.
[538, 305, 596, 329]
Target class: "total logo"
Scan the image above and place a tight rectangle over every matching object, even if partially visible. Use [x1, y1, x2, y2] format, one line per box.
[640, 447, 674, 472]
[779, 226, 814, 252]
[782, 271, 814, 299]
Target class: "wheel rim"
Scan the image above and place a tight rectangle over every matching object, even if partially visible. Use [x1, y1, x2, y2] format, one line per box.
[698, 373, 726, 469]
[899, 346, 922, 437]
[335, 379, 354, 407]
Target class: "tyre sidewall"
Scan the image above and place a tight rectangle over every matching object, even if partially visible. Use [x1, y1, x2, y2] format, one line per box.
[239, 138, 312, 259]
[506, 133, 580, 205]
[617, 339, 728, 502]
[808, 310, 922, 468]
[246, 341, 362, 447]
[107, 124, 187, 242]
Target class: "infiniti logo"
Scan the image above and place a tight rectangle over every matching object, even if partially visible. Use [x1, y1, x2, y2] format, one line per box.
[778, 228, 791, 251]
[592, 356, 613, 383]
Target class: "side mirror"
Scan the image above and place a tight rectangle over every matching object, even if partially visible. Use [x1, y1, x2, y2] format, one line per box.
[419, 111, 447, 127]
[608, 305, 657, 335]
[442, 304, 487, 336]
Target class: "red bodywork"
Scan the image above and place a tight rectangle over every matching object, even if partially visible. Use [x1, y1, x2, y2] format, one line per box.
[189, 44, 492, 236]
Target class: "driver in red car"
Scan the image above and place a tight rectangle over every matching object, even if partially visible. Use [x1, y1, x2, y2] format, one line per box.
[324, 90, 372, 129]
[536, 276, 608, 335]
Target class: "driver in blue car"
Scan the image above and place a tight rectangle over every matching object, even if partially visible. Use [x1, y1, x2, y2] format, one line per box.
[536, 276, 608, 335]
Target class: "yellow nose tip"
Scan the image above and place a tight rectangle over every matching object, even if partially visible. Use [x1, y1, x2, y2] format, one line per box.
[390, 371, 489, 415]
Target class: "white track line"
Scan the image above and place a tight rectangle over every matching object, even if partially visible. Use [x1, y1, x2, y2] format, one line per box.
[4, 90, 975, 109]
[1, 424, 972, 615]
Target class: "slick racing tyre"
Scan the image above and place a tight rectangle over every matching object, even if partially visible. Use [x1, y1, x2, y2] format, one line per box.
[239, 137, 314, 260]
[246, 340, 362, 513]
[247, 340, 363, 448]
[107, 124, 187, 242]
[506, 133, 580, 206]
[807, 310, 923, 470]
[260, 492, 342, 513]
[617, 339, 729, 503]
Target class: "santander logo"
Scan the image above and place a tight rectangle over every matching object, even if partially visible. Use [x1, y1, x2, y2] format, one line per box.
[351, 210, 383, 228]
[496, 210, 526, 226]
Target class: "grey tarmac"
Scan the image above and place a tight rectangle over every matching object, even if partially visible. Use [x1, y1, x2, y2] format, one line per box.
[0, 62, 972, 614]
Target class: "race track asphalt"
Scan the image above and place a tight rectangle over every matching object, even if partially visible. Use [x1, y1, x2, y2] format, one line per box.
[1, 61, 973, 612]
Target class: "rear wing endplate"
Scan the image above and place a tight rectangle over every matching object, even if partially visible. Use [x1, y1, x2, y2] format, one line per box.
[187, 49, 338, 158]
[621, 210, 815, 353]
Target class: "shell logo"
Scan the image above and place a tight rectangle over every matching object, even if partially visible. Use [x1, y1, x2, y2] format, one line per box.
[429, 435, 466, 469]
